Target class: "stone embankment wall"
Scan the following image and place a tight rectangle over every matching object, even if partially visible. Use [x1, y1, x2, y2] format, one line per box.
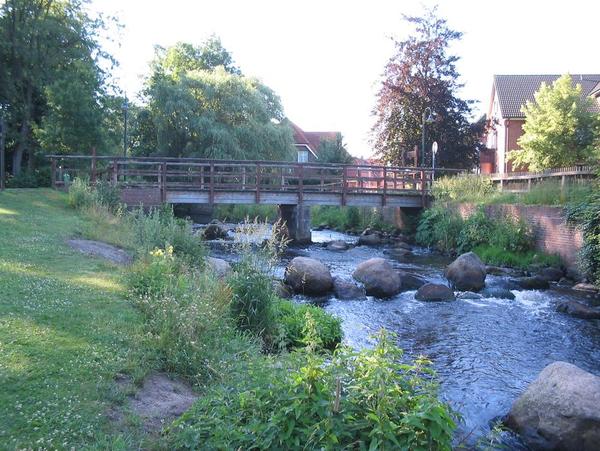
[455, 204, 582, 269]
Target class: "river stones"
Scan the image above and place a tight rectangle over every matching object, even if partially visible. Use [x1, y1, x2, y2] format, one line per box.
[326, 240, 349, 251]
[537, 267, 564, 282]
[206, 257, 232, 278]
[556, 300, 600, 320]
[572, 283, 600, 294]
[352, 258, 401, 298]
[203, 223, 228, 240]
[358, 233, 382, 246]
[445, 252, 487, 292]
[284, 257, 333, 295]
[332, 276, 366, 300]
[480, 287, 516, 300]
[512, 276, 550, 290]
[398, 271, 427, 291]
[505, 362, 600, 451]
[415, 283, 455, 301]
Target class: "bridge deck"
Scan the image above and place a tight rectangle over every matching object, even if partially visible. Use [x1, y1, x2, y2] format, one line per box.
[48, 156, 434, 208]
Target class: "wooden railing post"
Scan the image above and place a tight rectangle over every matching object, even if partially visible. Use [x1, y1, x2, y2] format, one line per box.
[342, 166, 347, 206]
[420, 170, 426, 207]
[255, 163, 261, 203]
[209, 163, 215, 204]
[90, 147, 97, 184]
[112, 160, 118, 185]
[51, 158, 56, 188]
[160, 162, 167, 203]
[382, 166, 387, 206]
[298, 164, 304, 204]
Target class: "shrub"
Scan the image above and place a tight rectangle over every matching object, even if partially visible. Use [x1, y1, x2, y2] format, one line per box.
[567, 189, 600, 285]
[473, 245, 561, 269]
[130, 205, 205, 265]
[274, 300, 342, 351]
[167, 329, 455, 450]
[432, 174, 496, 203]
[7, 167, 51, 188]
[415, 206, 463, 253]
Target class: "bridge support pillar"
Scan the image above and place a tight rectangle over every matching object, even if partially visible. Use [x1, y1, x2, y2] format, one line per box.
[278, 204, 311, 244]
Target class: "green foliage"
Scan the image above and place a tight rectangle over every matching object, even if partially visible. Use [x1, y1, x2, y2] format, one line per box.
[168, 329, 455, 450]
[274, 300, 342, 351]
[472, 245, 561, 269]
[509, 74, 600, 171]
[0, 0, 121, 175]
[432, 174, 497, 203]
[416, 205, 544, 267]
[129, 205, 206, 265]
[311, 206, 395, 233]
[131, 39, 294, 160]
[214, 204, 278, 223]
[432, 175, 595, 206]
[567, 189, 600, 285]
[317, 133, 354, 164]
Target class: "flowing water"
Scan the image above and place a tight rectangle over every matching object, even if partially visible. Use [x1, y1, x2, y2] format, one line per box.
[209, 228, 600, 449]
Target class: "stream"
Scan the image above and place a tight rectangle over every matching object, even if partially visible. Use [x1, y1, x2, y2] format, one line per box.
[208, 227, 600, 449]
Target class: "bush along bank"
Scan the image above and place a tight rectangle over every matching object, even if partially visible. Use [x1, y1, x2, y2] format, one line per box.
[567, 188, 600, 287]
[416, 204, 561, 270]
[68, 178, 456, 449]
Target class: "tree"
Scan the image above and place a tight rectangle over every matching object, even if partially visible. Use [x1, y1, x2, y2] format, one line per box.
[132, 39, 294, 160]
[318, 133, 354, 164]
[509, 74, 600, 171]
[0, 0, 119, 175]
[372, 7, 481, 169]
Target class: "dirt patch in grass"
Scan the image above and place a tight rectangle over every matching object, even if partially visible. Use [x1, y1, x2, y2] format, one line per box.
[68, 239, 133, 265]
[128, 373, 198, 432]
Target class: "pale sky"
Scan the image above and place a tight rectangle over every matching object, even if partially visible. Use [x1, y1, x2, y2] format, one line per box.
[91, 0, 600, 158]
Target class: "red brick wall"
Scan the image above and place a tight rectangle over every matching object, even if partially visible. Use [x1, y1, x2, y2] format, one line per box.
[506, 119, 525, 173]
[454, 203, 582, 269]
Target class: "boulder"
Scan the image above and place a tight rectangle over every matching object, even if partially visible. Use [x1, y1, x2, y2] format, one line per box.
[203, 224, 228, 240]
[480, 287, 516, 300]
[445, 252, 487, 292]
[505, 361, 600, 451]
[457, 291, 483, 300]
[206, 257, 232, 279]
[395, 241, 412, 251]
[398, 272, 427, 291]
[284, 257, 333, 295]
[556, 300, 600, 320]
[537, 267, 564, 282]
[332, 276, 366, 300]
[326, 240, 349, 251]
[352, 258, 401, 298]
[415, 283, 455, 301]
[513, 276, 550, 290]
[573, 283, 600, 294]
[387, 248, 413, 260]
[358, 234, 382, 246]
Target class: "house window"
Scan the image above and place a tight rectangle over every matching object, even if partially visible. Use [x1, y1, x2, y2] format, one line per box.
[297, 150, 309, 163]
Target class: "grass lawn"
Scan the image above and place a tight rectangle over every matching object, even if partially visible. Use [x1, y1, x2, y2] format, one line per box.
[0, 189, 149, 449]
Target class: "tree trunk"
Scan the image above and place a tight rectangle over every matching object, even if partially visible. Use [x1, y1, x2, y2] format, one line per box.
[13, 84, 33, 176]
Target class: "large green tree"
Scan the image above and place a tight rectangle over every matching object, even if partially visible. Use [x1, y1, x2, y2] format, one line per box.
[131, 38, 294, 160]
[318, 133, 354, 164]
[372, 7, 484, 169]
[0, 0, 119, 175]
[509, 74, 600, 171]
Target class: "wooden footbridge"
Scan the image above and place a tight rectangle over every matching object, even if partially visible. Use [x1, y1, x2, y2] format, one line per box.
[48, 155, 438, 208]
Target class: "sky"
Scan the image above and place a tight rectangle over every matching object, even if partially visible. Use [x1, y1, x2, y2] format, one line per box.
[90, 0, 600, 158]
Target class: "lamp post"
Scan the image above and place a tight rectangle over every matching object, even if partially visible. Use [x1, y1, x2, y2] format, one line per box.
[432, 141, 438, 181]
[122, 95, 129, 158]
[421, 107, 434, 167]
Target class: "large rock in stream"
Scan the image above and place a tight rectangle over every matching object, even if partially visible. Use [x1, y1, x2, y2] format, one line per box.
[556, 300, 600, 320]
[332, 276, 366, 300]
[284, 257, 333, 295]
[445, 252, 486, 292]
[506, 361, 600, 450]
[352, 258, 401, 298]
[415, 283, 455, 301]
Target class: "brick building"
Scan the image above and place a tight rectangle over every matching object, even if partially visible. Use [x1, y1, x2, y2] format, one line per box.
[480, 74, 600, 174]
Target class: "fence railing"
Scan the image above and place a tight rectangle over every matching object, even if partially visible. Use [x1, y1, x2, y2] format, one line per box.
[47, 155, 442, 206]
[487, 165, 597, 192]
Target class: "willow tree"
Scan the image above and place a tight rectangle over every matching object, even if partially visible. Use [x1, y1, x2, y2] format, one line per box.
[372, 7, 483, 169]
[132, 38, 295, 160]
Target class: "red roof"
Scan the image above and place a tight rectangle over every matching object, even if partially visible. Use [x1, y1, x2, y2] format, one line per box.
[289, 121, 339, 158]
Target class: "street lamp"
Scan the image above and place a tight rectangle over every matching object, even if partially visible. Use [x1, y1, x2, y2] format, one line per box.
[421, 107, 434, 167]
[122, 95, 129, 158]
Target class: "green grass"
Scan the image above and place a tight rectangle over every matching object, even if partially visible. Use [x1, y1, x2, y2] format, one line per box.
[473, 245, 562, 269]
[0, 189, 150, 449]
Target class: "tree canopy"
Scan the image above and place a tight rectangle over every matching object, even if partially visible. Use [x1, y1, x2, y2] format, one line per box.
[372, 7, 484, 169]
[509, 74, 600, 171]
[0, 0, 122, 176]
[317, 133, 354, 164]
[131, 38, 294, 160]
